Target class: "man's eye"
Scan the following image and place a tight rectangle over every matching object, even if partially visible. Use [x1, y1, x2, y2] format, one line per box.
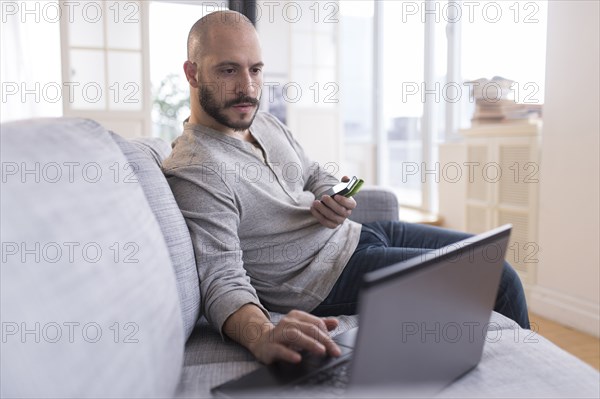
[252, 68, 262, 74]
[223, 68, 235, 74]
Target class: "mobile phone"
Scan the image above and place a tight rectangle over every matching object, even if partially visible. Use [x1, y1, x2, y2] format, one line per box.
[321, 176, 364, 199]
[345, 178, 364, 197]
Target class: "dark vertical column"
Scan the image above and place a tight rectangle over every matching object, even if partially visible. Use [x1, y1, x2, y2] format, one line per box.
[229, 0, 257, 25]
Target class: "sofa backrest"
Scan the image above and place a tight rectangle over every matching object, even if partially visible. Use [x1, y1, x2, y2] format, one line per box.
[110, 133, 201, 339]
[1, 118, 185, 398]
[349, 187, 400, 224]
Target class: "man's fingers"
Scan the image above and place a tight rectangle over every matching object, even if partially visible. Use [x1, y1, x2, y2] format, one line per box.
[311, 202, 341, 228]
[323, 317, 339, 331]
[311, 191, 356, 229]
[310, 204, 338, 229]
[322, 195, 354, 216]
[286, 310, 330, 331]
[334, 195, 357, 210]
[257, 342, 302, 365]
[274, 322, 326, 356]
[316, 198, 348, 223]
[269, 344, 303, 364]
[276, 313, 342, 358]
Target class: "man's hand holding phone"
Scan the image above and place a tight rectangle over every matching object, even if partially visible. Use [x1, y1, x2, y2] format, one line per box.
[311, 176, 363, 229]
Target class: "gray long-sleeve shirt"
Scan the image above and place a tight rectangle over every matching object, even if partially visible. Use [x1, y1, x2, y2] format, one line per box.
[162, 112, 362, 333]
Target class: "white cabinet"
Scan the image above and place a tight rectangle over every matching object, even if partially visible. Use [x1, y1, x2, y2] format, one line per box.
[439, 121, 541, 284]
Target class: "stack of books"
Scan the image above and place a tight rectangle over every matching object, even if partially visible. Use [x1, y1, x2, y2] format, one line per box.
[467, 77, 542, 125]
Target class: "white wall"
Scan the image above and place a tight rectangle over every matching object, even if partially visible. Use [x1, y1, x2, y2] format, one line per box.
[532, 0, 600, 337]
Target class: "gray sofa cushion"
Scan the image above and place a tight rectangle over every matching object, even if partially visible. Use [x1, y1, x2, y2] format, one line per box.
[438, 333, 600, 398]
[349, 186, 400, 224]
[1, 118, 184, 398]
[110, 132, 200, 340]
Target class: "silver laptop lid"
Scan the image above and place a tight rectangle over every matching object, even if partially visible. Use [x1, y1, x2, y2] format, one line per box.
[349, 225, 511, 393]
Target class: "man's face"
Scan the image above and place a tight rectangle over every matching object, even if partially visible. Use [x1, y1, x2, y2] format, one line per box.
[196, 25, 263, 132]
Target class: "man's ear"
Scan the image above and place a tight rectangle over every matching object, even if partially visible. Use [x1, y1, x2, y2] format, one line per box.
[183, 61, 199, 88]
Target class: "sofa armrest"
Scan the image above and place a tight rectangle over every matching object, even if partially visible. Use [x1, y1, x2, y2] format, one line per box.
[348, 187, 399, 224]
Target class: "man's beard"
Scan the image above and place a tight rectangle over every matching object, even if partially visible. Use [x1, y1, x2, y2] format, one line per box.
[199, 86, 260, 132]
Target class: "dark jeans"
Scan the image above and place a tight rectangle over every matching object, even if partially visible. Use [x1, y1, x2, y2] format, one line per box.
[312, 221, 531, 329]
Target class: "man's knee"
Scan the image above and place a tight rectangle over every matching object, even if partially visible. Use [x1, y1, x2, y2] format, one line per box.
[501, 261, 522, 287]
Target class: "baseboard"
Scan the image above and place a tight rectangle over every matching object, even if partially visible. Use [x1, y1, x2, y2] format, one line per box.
[527, 284, 600, 338]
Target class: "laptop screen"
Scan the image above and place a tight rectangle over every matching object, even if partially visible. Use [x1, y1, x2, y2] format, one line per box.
[350, 225, 511, 390]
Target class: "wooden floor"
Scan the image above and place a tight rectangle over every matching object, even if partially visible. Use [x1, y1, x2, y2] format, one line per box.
[529, 313, 600, 370]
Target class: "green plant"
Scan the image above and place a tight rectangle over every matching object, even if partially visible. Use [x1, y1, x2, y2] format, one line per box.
[152, 73, 190, 142]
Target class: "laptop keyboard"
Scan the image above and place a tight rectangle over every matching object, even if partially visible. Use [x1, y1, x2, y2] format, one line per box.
[292, 360, 351, 395]
[287, 329, 357, 395]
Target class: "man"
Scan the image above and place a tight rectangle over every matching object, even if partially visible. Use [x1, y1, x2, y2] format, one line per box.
[163, 10, 530, 366]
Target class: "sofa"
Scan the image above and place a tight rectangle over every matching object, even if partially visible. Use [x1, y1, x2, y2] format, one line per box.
[1, 117, 598, 398]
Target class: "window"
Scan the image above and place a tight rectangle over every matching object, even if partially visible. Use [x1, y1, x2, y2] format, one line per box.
[1, 0, 62, 123]
[64, 0, 143, 112]
[340, 0, 548, 212]
[381, 0, 426, 208]
[1, 0, 229, 138]
[149, 1, 228, 142]
[54, 0, 151, 137]
[339, 1, 375, 182]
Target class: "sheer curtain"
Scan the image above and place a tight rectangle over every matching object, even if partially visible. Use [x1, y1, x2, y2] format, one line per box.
[1, 1, 62, 123]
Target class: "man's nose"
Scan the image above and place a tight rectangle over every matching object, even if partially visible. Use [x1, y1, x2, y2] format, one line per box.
[237, 71, 260, 97]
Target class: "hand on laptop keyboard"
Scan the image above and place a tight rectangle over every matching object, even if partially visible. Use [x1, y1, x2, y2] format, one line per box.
[248, 309, 342, 365]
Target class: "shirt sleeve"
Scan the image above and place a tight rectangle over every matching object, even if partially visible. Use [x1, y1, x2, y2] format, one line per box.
[164, 164, 270, 337]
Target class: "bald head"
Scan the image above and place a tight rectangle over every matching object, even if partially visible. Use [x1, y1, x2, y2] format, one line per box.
[187, 10, 255, 62]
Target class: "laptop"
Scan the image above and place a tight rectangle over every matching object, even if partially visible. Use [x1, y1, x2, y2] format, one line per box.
[211, 224, 512, 398]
